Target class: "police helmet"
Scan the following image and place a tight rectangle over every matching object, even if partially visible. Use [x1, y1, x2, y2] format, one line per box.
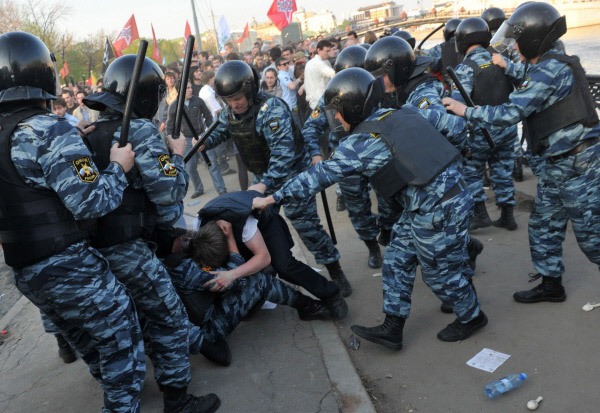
[392, 30, 416, 49]
[443, 19, 462, 41]
[481, 7, 506, 32]
[492, 2, 566, 59]
[0, 31, 58, 104]
[364, 37, 414, 87]
[455, 18, 492, 55]
[334, 46, 367, 73]
[359, 43, 371, 50]
[214, 60, 258, 101]
[324, 68, 384, 127]
[85, 55, 166, 119]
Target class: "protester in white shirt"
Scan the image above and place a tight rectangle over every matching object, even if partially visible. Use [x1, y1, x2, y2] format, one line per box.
[304, 39, 335, 109]
[199, 70, 222, 119]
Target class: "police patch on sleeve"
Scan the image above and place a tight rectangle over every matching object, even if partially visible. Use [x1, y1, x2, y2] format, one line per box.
[418, 98, 431, 110]
[158, 154, 178, 177]
[268, 119, 280, 132]
[72, 157, 98, 183]
[311, 107, 321, 119]
[520, 77, 532, 89]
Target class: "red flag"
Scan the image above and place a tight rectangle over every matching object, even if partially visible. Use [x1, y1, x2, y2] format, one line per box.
[113, 14, 139, 58]
[237, 22, 250, 44]
[151, 24, 162, 63]
[267, 0, 297, 31]
[183, 20, 194, 57]
[59, 61, 69, 79]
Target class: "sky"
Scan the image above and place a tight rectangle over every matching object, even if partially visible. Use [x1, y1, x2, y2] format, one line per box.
[20, 0, 429, 41]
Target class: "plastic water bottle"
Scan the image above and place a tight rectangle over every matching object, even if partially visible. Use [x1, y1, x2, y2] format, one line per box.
[484, 373, 527, 399]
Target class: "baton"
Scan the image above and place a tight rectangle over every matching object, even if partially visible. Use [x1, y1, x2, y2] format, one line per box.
[320, 190, 337, 245]
[181, 110, 212, 166]
[417, 23, 445, 50]
[446, 66, 496, 151]
[184, 120, 219, 163]
[119, 40, 148, 147]
[172, 35, 195, 140]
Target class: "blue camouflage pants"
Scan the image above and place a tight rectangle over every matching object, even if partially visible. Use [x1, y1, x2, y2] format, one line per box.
[464, 127, 517, 206]
[528, 142, 600, 278]
[100, 239, 191, 389]
[14, 242, 145, 413]
[382, 189, 480, 322]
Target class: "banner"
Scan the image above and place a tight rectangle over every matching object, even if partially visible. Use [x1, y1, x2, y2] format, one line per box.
[59, 61, 69, 79]
[237, 22, 249, 44]
[216, 15, 231, 51]
[151, 24, 162, 63]
[184, 20, 193, 57]
[267, 0, 297, 30]
[102, 37, 115, 74]
[113, 14, 139, 57]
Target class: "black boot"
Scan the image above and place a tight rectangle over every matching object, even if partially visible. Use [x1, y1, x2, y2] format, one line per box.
[493, 205, 517, 231]
[55, 333, 77, 364]
[469, 201, 492, 231]
[364, 239, 382, 269]
[336, 195, 346, 211]
[467, 236, 484, 271]
[513, 274, 566, 303]
[513, 156, 524, 182]
[200, 338, 231, 367]
[378, 228, 391, 246]
[351, 315, 405, 350]
[437, 311, 488, 342]
[162, 386, 221, 413]
[323, 292, 348, 320]
[294, 294, 332, 321]
[326, 261, 352, 297]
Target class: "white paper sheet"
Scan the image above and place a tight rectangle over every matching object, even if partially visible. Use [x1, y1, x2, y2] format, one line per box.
[466, 348, 511, 373]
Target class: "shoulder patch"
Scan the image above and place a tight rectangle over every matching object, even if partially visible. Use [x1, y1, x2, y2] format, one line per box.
[72, 157, 98, 183]
[158, 154, 178, 177]
[329, 149, 336, 159]
[520, 77, 532, 89]
[311, 107, 321, 119]
[268, 119, 280, 132]
[370, 133, 380, 139]
[418, 98, 431, 110]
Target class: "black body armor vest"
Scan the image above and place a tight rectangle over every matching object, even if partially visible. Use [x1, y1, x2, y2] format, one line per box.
[463, 58, 513, 106]
[85, 118, 157, 248]
[398, 73, 440, 106]
[524, 54, 599, 155]
[354, 108, 459, 200]
[0, 107, 95, 268]
[227, 94, 304, 175]
[441, 40, 462, 76]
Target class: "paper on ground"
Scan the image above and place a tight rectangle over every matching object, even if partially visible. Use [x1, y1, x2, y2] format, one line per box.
[261, 301, 277, 310]
[467, 348, 511, 373]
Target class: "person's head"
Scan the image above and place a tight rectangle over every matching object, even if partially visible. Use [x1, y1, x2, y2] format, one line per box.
[392, 30, 416, 49]
[333, 45, 367, 73]
[52, 97, 67, 116]
[185, 82, 193, 100]
[269, 47, 282, 63]
[192, 65, 202, 81]
[444, 18, 462, 41]
[365, 36, 416, 89]
[165, 72, 176, 87]
[256, 38, 263, 47]
[202, 61, 214, 72]
[215, 60, 257, 114]
[0, 31, 58, 107]
[224, 42, 234, 55]
[76, 90, 87, 107]
[263, 68, 278, 90]
[192, 221, 229, 269]
[254, 51, 265, 67]
[327, 39, 339, 59]
[346, 31, 358, 46]
[213, 55, 224, 69]
[61, 89, 74, 106]
[302, 39, 310, 52]
[251, 46, 259, 56]
[364, 31, 377, 45]
[282, 46, 294, 63]
[244, 53, 254, 65]
[481, 7, 506, 33]
[199, 51, 209, 64]
[226, 52, 240, 61]
[455, 17, 491, 55]
[275, 57, 290, 72]
[200, 70, 215, 87]
[316, 39, 333, 60]
[324, 68, 382, 131]
[317, 34, 324, 41]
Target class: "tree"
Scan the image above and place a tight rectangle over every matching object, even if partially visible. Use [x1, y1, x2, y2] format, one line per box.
[20, 0, 66, 52]
[0, 0, 22, 33]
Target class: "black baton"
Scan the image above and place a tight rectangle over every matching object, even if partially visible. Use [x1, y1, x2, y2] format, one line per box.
[119, 40, 148, 147]
[320, 190, 337, 245]
[172, 35, 195, 140]
[184, 120, 219, 164]
[181, 110, 212, 166]
[417, 23, 445, 50]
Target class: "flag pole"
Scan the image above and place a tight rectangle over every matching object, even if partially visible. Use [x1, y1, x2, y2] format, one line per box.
[191, 0, 203, 51]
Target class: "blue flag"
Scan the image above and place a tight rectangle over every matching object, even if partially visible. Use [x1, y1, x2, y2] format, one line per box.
[216, 15, 231, 52]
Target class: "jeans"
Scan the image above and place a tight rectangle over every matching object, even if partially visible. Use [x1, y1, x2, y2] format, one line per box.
[185, 138, 227, 194]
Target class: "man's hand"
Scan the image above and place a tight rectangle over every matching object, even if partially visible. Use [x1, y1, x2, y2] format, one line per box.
[298, 84, 305, 96]
[248, 183, 267, 194]
[311, 155, 323, 166]
[203, 270, 237, 292]
[252, 195, 275, 211]
[76, 120, 95, 137]
[492, 53, 507, 69]
[442, 97, 467, 117]
[159, 122, 166, 132]
[110, 143, 135, 172]
[167, 134, 186, 156]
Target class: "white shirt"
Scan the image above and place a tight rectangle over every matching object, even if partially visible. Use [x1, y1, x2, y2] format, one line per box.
[199, 85, 222, 119]
[304, 54, 335, 109]
[242, 216, 259, 243]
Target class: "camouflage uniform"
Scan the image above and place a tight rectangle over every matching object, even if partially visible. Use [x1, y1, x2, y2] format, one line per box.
[303, 95, 397, 239]
[453, 46, 518, 207]
[96, 116, 194, 389]
[167, 252, 298, 342]
[466, 47, 600, 277]
[273, 107, 481, 322]
[9, 113, 145, 413]
[204, 94, 340, 264]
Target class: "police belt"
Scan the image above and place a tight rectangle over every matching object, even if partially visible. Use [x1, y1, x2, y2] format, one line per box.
[436, 179, 466, 205]
[548, 137, 598, 163]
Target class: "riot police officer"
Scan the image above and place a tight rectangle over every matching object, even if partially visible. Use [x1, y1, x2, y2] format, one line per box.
[0, 31, 143, 412]
[419, 18, 463, 88]
[200, 61, 352, 296]
[443, 2, 600, 304]
[392, 30, 416, 49]
[253, 69, 487, 349]
[452, 17, 518, 231]
[84, 56, 220, 413]
[481, 6, 506, 35]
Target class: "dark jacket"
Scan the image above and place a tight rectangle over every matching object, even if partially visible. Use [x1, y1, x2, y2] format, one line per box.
[166, 95, 213, 138]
